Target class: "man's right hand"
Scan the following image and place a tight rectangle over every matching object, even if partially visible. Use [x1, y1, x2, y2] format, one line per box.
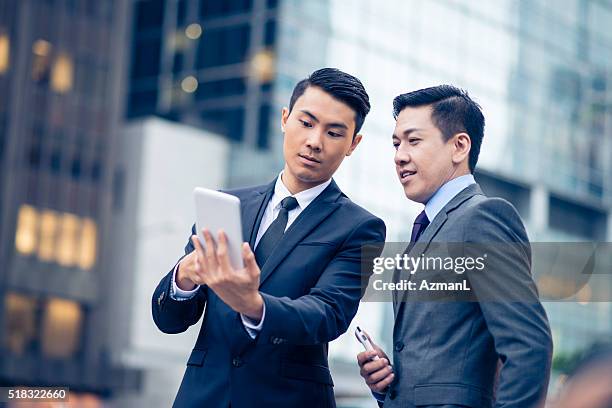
[357, 340, 395, 394]
[175, 236, 205, 290]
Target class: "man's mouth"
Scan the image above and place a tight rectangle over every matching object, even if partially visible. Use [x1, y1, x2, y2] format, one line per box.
[298, 154, 321, 164]
[399, 169, 417, 182]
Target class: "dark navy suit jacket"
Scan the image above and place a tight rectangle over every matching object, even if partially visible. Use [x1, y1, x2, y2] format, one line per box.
[152, 179, 386, 407]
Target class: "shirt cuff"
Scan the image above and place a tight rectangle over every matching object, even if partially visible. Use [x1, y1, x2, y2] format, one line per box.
[240, 301, 266, 339]
[372, 391, 386, 402]
[170, 261, 199, 301]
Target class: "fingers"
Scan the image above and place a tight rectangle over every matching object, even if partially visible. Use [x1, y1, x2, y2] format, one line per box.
[202, 229, 219, 272]
[190, 236, 208, 284]
[364, 361, 393, 384]
[242, 242, 259, 278]
[360, 357, 391, 380]
[357, 348, 395, 393]
[357, 350, 379, 366]
[359, 356, 394, 393]
[362, 357, 391, 374]
[370, 371, 395, 393]
[216, 230, 232, 272]
[191, 234, 205, 258]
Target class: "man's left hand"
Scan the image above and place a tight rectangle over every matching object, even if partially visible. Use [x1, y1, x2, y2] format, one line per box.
[192, 229, 263, 322]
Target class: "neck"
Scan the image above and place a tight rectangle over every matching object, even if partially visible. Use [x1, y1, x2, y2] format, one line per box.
[442, 165, 471, 187]
[281, 167, 327, 194]
[422, 168, 471, 205]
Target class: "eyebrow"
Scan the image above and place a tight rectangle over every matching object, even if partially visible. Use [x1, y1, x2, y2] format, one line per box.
[392, 128, 422, 138]
[300, 110, 349, 130]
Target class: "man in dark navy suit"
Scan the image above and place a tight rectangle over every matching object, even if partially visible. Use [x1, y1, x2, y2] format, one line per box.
[152, 68, 386, 407]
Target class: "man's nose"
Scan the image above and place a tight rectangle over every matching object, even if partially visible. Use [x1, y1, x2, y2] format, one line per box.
[394, 148, 410, 166]
[306, 131, 323, 152]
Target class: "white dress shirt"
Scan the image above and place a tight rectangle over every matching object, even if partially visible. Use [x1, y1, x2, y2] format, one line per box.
[170, 172, 332, 338]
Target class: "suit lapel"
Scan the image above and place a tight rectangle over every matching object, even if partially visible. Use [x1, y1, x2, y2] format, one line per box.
[223, 180, 274, 348]
[241, 179, 276, 248]
[419, 183, 484, 249]
[395, 183, 484, 315]
[259, 180, 343, 286]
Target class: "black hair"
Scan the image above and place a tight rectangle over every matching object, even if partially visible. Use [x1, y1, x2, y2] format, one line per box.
[289, 68, 370, 136]
[393, 85, 485, 173]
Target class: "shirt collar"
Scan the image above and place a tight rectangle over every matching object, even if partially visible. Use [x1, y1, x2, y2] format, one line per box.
[270, 172, 332, 211]
[424, 174, 476, 221]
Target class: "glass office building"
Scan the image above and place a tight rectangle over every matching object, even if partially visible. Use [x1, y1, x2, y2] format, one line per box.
[0, 0, 139, 401]
[128, 0, 611, 403]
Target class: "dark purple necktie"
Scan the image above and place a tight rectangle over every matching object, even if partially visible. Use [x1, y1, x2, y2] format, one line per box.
[410, 210, 430, 243]
[394, 210, 432, 303]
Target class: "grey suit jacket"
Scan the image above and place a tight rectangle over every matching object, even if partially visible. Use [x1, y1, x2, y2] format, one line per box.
[384, 183, 552, 408]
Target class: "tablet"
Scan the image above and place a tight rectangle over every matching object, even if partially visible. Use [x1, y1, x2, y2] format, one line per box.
[193, 187, 244, 269]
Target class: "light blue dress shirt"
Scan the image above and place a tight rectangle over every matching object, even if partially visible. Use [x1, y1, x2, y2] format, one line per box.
[424, 174, 476, 222]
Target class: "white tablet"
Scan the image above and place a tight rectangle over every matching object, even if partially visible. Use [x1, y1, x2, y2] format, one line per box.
[193, 187, 244, 269]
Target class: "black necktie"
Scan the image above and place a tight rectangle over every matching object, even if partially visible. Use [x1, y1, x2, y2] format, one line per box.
[255, 196, 299, 267]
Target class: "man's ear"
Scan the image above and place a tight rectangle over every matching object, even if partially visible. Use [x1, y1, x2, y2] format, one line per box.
[451, 132, 471, 165]
[346, 134, 363, 156]
[281, 107, 289, 133]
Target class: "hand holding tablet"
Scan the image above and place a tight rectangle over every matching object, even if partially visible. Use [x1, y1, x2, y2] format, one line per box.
[193, 187, 245, 269]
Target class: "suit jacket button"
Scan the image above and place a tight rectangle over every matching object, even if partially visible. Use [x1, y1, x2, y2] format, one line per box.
[394, 341, 404, 352]
[232, 357, 243, 367]
[389, 389, 397, 400]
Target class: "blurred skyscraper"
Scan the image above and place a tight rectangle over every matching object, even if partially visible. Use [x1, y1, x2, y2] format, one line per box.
[126, 0, 612, 405]
[0, 0, 140, 403]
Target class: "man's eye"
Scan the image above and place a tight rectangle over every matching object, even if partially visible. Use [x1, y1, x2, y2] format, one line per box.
[328, 131, 343, 138]
[408, 138, 420, 145]
[300, 120, 313, 128]
[392, 143, 400, 150]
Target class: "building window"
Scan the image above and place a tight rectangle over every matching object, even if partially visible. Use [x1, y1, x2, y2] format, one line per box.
[264, 20, 276, 46]
[56, 213, 79, 267]
[549, 195, 607, 240]
[41, 298, 82, 358]
[131, 37, 161, 79]
[38, 209, 58, 262]
[3, 293, 38, 355]
[15, 205, 38, 255]
[135, 0, 165, 30]
[196, 24, 250, 68]
[51, 53, 74, 93]
[14, 205, 99, 268]
[78, 218, 97, 270]
[0, 33, 9, 74]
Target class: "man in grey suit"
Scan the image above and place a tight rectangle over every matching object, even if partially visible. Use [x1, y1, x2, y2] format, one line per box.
[357, 85, 553, 407]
